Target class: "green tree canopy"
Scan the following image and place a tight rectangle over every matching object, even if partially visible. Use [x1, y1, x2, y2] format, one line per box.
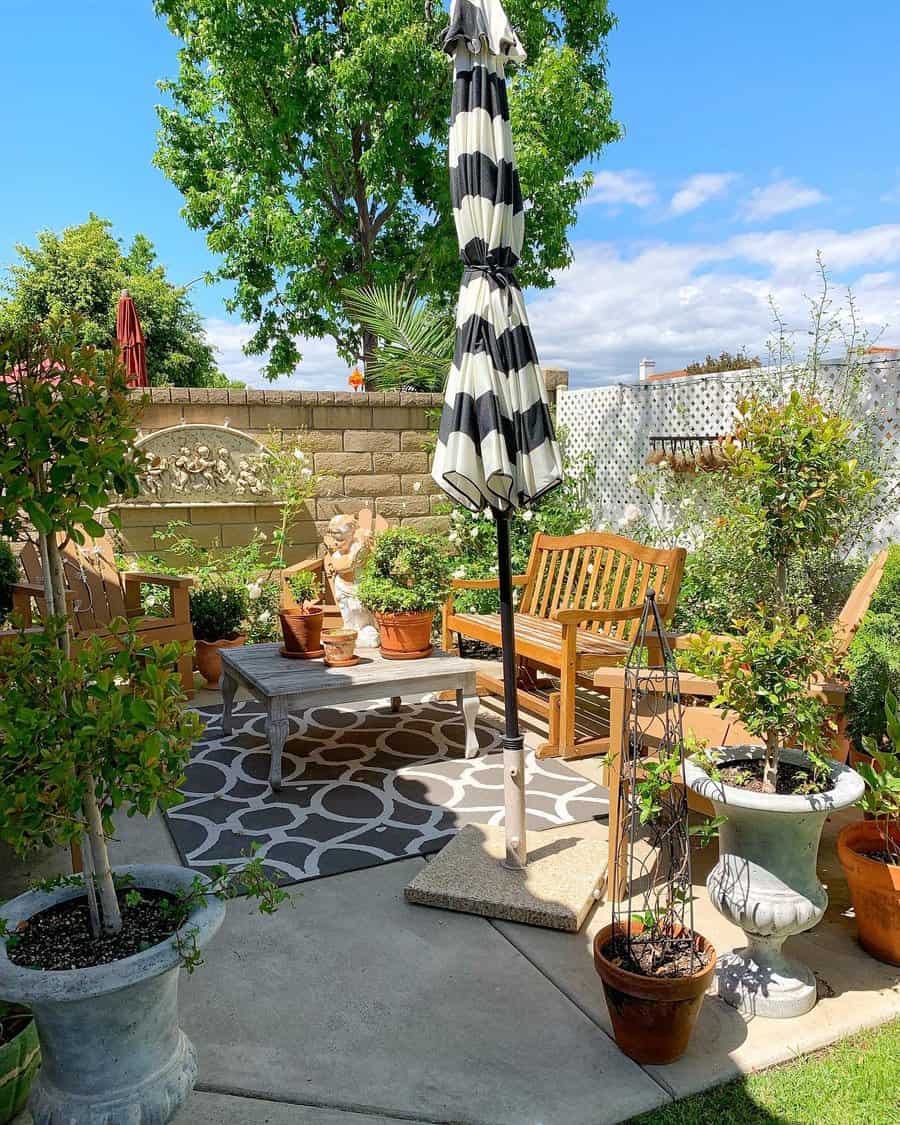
[0, 215, 232, 387]
[153, 0, 621, 379]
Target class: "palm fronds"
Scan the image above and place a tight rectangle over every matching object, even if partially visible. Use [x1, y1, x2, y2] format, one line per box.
[342, 283, 453, 392]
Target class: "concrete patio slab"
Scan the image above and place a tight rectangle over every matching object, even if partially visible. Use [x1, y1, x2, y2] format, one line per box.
[405, 821, 608, 931]
[494, 807, 900, 1101]
[176, 856, 667, 1125]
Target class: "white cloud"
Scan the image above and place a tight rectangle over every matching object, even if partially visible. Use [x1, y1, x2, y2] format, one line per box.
[581, 170, 656, 210]
[669, 172, 738, 215]
[527, 224, 900, 387]
[739, 178, 828, 221]
[204, 317, 346, 389]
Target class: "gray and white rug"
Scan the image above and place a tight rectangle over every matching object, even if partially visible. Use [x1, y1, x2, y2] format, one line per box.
[164, 700, 608, 887]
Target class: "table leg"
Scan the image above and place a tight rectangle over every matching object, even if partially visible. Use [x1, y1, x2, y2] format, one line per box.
[390, 696, 401, 713]
[220, 667, 237, 734]
[458, 676, 480, 759]
[266, 701, 289, 790]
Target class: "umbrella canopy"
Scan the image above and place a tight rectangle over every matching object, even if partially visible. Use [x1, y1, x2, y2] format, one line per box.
[431, 0, 563, 512]
[116, 290, 148, 388]
[432, 0, 563, 870]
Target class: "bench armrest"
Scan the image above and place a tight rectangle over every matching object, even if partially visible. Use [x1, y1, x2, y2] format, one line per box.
[282, 557, 325, 577]
[554, 605, 652, 626]
[123, 572, 193, 589]
[450, 574, 528, 591]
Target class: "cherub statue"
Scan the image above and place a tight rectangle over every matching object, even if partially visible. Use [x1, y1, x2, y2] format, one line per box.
[324, 513, 380, 648]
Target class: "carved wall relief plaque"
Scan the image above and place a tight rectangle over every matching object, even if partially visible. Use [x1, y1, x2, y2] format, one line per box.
[127, 425, 275, 505]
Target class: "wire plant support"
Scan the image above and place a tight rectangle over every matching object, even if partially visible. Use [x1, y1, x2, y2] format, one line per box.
[610, 589, 699, 978]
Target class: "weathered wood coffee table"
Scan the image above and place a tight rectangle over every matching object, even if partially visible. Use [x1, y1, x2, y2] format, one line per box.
[219, 644, 483, 789]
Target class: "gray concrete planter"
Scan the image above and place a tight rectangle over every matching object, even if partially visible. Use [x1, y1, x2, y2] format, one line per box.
[0, 864, 225, 1125]
[684, 747, 864, 1019]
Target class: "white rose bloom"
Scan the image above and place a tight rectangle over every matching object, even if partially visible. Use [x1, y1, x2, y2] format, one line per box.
[258, 610, 271, 623]
[145, 594, 157, 608]
[452, 567, 466, 579]
[681, 497, 693, 509]
[658, 459, 669, 471]
[448, 530, 460, 543]
[619, 504, 641, 529]
[300, 467, 312, 478]
[628, 473, 639, 485]
[293, 448, 306, 462]
[470, 528, 479, 539]
[247, 583, 262, 601]
[574, 524, 590, 534]
[258, 532, 268, 542]
[522, 509, 534, 522]
[483, 509, 493, 520]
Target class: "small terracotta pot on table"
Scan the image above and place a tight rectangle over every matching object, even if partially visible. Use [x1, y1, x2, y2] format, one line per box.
[279, 606, 325, 659]
[322, 629, 359, 667]
[375, 611, 434, 660]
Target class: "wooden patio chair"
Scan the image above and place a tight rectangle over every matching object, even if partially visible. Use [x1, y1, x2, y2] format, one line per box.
[597, 547, 889, 900]
[9, 533, 195, 695]
[442, 531, 687, 759]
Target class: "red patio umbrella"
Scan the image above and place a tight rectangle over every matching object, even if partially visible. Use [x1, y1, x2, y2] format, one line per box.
[116, 290, 148, 387]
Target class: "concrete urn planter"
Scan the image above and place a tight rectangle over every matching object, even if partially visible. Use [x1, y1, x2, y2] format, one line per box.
[684, 747, 864, 1019]
[0, 864, 226, 1125]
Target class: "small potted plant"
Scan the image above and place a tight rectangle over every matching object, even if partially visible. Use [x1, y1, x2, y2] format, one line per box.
[278, 569, 324, 658]
[321, 627, 358, 667]
[190, 584, 248, 684]
[838, 690, 900, 965]
[685, 614, 864, 1017]
[0, 622, 287, 1124]
[0, 1002, 40, 1123]
[357, 528, 452, 659]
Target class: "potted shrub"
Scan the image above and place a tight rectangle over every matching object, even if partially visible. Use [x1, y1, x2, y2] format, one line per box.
[190, 584, 248, 684]
[686, 614, 864, 1017]
[0, 1002, 40, 1124]
[357, 528, 452, 659]
[838, 690, 900, 965]
[0, 622, 287, 1124]
[278, 568, 324, 657]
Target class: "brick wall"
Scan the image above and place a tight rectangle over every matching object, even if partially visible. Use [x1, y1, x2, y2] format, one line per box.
[115, 373, 568, 563]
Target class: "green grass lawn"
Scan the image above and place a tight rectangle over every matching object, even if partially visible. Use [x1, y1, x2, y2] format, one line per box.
[630, 1017, 900, 1124]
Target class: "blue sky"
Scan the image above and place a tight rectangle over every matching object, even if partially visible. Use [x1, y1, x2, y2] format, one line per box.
[3, 0, 899, 387]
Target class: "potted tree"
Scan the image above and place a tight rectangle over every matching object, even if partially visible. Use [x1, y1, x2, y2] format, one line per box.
[686, 615, 864, 1017]
[278, 569, 324, 658]
[0, 1002, 40, 1124]
[191, 584, 248, 684]
[837, 691, 900, 965]
[357, 528, 452, 659]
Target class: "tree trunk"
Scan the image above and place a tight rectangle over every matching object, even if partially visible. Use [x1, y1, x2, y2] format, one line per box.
[362, 329, 377, 389]
[82, 773, 122, 934]
[762, 730, 779, 794]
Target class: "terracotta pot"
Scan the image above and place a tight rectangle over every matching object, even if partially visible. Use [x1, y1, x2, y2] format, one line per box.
[195, 636, 245, 687]
[837, 819, 900, 966]
[279, 607, 325, 657]
[374, 611, 434, 660]
[593, 922, 716, 1065]
[322, 629, 358, 667]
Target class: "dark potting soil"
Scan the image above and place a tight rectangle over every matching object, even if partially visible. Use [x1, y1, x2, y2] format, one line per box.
[0, 1005, 31, 1046]
[603, 933, 711, 979]
[718, 757, 830, 796]
[7, 890, 185, 972]
[864, 849, 899, 865]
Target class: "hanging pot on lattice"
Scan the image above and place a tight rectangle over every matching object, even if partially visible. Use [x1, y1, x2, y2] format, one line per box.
[592, 590, 717, 1064]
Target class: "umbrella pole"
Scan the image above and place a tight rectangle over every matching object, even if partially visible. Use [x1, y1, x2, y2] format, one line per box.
[494, 508, 527, 870]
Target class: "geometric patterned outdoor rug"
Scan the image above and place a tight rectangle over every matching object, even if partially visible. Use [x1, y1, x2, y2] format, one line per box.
[164, 700, 609, 888]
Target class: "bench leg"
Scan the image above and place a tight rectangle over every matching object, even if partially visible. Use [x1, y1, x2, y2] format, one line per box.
[178, 651, 195, 698]
[558, 625, 578, 759]
[537, 691, 562, 758]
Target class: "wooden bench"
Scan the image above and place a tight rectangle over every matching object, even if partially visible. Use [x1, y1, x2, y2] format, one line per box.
[442, 531, 686, 760]
[597, 547, 889, 900]
[8, 533, 195, 694]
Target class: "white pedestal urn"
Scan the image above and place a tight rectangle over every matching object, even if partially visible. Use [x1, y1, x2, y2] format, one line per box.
[0, 864, 226, 1125]
[684, 747, 864, 1019]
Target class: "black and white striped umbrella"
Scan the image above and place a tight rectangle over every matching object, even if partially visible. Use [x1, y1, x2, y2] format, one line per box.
[433, 0, 564, 870]
[431, 0, 563, 512]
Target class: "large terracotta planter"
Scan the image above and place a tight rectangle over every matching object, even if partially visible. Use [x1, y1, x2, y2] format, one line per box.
[0, 865, 225, 1125]
[375, 611, 434, 660]
[684, 746, 864, 1018]
[837, 820, 900, 966]
[0, 1003, 40, 1124]
[593, 922, 716, 1064]
[195, 636, 245, 686]
[279, 607, 325, 658]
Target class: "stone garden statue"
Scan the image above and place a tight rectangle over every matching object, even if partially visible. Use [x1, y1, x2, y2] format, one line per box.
[324, 513, 380, 648]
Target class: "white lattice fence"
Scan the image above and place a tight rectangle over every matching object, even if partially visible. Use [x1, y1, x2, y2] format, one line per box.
[558, 355, 899, 548]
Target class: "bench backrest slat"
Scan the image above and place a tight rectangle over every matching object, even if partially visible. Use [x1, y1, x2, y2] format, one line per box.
[520, 532, 687, 642]
[14, 533, 126, 633]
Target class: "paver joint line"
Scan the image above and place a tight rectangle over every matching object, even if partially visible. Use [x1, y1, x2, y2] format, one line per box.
[486, 918, 678, 1104]
[193, 1082, 485, 1125]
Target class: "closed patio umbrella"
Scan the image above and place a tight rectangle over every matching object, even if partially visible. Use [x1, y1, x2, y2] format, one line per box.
[116, 290, 148, 388]
[432, 0, 563, 869]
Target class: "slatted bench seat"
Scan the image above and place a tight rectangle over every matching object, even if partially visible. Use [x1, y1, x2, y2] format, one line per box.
[442, 531, 686, 759]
